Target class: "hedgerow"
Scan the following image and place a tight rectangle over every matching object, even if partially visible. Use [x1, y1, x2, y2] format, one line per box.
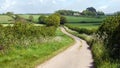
[0, 22, 56, 52]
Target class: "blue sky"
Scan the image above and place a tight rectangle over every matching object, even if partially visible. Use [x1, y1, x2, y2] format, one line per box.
[0, 0, 120, 14]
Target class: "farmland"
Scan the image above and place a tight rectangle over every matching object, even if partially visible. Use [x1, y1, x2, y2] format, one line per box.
[65, 16, 105, 23]
[0, 15, 13, 24]
[0, 14, 120, 68]
[0, 0, 120, 68]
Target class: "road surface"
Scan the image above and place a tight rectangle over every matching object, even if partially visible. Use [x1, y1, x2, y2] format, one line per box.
[36, 27, 94, 68]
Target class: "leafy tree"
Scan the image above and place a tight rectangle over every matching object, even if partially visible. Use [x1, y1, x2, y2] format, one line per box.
[6, 12, 15, 19]
[6, 12, 14, 16]
[86, 7, 96, 13]
[82, 10, 96, 16]
[98, 15, 120, 59]
[82, 7, 97, 16]
[45, 14, 60, 27]
[60, 16, 67, 25]
[97, 11, 105, 16]
[14, 15, 27, 23]
[114, 11, 120, 15]
[55, 10, 80, 16]
[29, 15, 34, 22]
[38, 15, 46, 24]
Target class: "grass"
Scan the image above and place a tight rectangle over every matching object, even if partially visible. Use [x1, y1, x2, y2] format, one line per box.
[19, 15, 41, 22]
[91, 41, 120, 68]
[64, 26, 92, 45]
[66, 23, 100, 30]
[0, 15, 13, 24]
[0, 28, 74, 68]
[65, 16, 105, 23]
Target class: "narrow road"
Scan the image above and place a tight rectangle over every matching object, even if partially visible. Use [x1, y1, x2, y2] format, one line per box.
[36, 27, 94, 68]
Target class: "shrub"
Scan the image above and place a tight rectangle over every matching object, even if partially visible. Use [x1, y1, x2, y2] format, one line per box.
[38, 15, 46, 24]
[0, 22, 57, 52]
[91, 15, 120, 67]
[14, 15, 28, 23]
[97, 15, 120, 59]
[45, 14, 60, 27]
[29, 15, 34, 22]
[60, 16, 67, 25]
[65, 24, 95, 35]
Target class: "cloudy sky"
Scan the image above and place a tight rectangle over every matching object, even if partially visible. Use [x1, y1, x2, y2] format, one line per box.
[0, 0, 120, 14]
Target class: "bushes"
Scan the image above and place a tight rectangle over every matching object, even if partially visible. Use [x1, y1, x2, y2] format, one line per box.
[91, 15, 120, 68]
[28, 15, 34, 22]
[0, 22, 56, 52]
[65, 24, 96, 35]
[38, 15, 46, 24]
[45, 14, 60, 27]
[60, 16, 67, 25]
[97, 15, 120, 59]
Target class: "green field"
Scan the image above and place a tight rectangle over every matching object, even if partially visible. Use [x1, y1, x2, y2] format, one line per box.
[65, 16, 105, 23]
[19, 15, 41, 22]
[0, 15, 13, 24]
[0, 28, 74, 68]
[66, 23, 100, 30]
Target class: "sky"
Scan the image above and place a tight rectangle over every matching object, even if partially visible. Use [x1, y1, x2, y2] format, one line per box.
[0, 0, 120, 14]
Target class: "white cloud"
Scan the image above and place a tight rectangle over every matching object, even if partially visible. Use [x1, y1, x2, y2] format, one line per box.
[0, 0, 120, 13]
[110, 0, 120, 2]
[52, 0, 57, 4]
[98, 5, 108, 10]
[39, 0, 44, 3]
[1, 0, 16, 11]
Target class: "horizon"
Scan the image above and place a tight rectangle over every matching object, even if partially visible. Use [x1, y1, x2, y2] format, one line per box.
[0, 0, 120, 14]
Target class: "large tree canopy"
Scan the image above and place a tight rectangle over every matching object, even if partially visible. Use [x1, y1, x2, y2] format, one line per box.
[82, 7, 105, 16]
[45, 14, 60, 27]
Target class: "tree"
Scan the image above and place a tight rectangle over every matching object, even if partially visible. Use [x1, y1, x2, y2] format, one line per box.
[97, 11, 105, 16]
[38, 15, 46, 24]
[114, 11, 120, 15]
[86, 7, 96, 13]
[55, 10, 80, 16]
[29, 15, 34, 22]
[6, 12, 14, 16]
[98, 15, 120, 59]
[14, 15, 27, 23]
[60, 16, 67, 25]
[6, 12, 15, 19]
[82, 7, 97, 16]
[45, 14, 60, 27]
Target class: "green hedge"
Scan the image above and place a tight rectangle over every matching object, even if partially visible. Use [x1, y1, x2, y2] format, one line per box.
[65, 24, 96, 35]
[0, 22, 56, 51]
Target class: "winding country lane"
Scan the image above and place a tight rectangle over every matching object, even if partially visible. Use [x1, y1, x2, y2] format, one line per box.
[36, 27, 94, 68]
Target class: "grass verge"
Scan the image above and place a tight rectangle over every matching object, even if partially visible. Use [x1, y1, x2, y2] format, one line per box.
[0, 28, 74, 68]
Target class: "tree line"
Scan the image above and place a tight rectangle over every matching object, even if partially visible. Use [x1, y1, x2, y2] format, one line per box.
[55, 7, 105, 17]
